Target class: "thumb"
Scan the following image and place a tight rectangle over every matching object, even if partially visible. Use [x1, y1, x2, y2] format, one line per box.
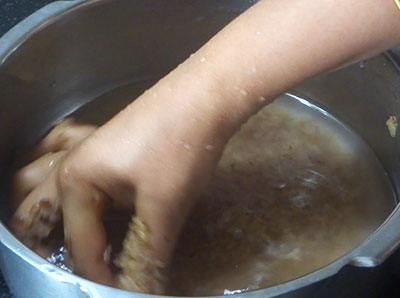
[58, 164, 114, 286]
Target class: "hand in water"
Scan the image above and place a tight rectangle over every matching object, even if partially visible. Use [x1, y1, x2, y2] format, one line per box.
[10, 84, 225, 293]
[9, 0, 400, 294]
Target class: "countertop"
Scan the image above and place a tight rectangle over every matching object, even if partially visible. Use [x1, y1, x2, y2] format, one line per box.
[0, 1, 400, 297]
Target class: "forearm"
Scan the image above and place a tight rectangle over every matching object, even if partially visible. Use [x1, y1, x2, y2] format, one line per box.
[204, 0, 400, 119]
[149, 0, 400, 142]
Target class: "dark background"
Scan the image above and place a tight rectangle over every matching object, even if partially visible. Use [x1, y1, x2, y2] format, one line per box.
[0, 1, 400, 297]
[0, 0, 55, 35]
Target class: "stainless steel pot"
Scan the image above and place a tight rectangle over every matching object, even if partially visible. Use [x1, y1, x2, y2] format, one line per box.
[1, 1, 400, 297]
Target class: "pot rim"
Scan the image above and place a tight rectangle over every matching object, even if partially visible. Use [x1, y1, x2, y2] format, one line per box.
[1, 1, 400, 297]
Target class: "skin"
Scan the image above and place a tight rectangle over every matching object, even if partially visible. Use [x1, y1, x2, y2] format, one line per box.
[10, 0, 400, 293]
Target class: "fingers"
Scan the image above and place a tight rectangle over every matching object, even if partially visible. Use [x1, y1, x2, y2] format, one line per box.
[33, 119, 97, 158]
[13, 151, 65, 206]
[10, 169, 61, 251]
[59, 168, 115, 286]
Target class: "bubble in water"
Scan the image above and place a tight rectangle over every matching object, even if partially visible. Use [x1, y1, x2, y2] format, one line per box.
[224, 289, 246, 295]
[290, 194, 308, 207]
[47, 246, 72, 272]
[233, 228, 243, 240]
[301, 177, 319, 189]
[286, 247, 302, 261]
[276, 182, 286, 190]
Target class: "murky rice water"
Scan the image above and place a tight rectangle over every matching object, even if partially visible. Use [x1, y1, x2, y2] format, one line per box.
[47, 84, 395, 296]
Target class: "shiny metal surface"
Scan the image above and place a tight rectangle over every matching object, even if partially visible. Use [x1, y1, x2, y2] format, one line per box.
[0, 1, 400, 297]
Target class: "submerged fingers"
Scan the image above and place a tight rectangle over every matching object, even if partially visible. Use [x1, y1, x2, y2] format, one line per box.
[10, 170, 61, 250]
[59, 169, 114, 286]
[33, 118, 97, 158]
[12, 151, 65, 206]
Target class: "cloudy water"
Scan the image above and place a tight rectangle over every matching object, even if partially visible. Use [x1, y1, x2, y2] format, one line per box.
[45, 84, 395, 296]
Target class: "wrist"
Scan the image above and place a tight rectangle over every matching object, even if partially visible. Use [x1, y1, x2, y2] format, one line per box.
[141, 55, 247, 147]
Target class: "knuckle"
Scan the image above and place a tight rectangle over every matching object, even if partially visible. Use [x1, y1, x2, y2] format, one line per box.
[57, 157, 104, 208]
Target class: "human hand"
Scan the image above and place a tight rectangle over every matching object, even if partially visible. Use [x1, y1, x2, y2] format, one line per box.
[10, 0, 400, 293]
[10, 77, 226, 293]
